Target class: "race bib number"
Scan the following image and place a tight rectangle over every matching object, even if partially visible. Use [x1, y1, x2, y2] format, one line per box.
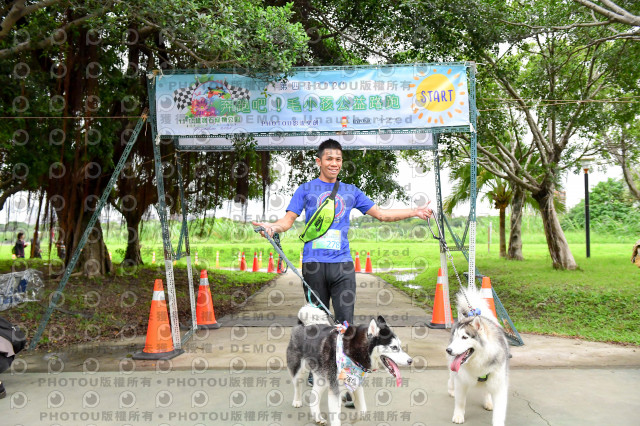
[312, 229, 341, 250]
[338, 367, 364, 392]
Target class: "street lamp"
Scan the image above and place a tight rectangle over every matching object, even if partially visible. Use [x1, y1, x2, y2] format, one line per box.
[581, 157, 595, 258]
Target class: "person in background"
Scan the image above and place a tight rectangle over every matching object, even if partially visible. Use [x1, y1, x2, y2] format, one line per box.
[13, 233, 28, 259]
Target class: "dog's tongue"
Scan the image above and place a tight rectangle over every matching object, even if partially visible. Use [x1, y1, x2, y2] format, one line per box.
[450, 353, 466, 372]
[390, 360, 402, 387]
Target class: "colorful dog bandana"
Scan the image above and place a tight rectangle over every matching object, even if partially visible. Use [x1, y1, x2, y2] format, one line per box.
[335, 322, 369, 392]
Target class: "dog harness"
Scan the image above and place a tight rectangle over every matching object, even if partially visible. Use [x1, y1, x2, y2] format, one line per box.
[335, 322, 370, 392]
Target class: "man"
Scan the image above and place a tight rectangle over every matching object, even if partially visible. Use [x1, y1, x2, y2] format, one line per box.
[253, 139, 433, 325]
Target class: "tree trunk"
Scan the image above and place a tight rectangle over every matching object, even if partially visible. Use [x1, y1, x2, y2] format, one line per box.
[532, 186, 577, 270]
[31, 190, 44, 258]
[499, 207, 507, 258]
[507, 186, 525, 260]
[123, 213, 143, 266]
[66, 215, 112, 277]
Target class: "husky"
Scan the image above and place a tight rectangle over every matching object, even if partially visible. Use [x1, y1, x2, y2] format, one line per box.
[446, 286, 510, 426]
[287, 305, 413, 426]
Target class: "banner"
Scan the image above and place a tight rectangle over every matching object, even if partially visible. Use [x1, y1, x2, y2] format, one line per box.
[175, 133, 433, 151]
[153, 64, 470, 141]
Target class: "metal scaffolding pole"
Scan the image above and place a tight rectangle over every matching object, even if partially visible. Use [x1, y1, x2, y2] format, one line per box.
[148, 73, 182, 350]
[176, 152, 198, 344]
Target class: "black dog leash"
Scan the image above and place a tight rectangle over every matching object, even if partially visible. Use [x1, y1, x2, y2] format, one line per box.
[253, 226, 339, 325]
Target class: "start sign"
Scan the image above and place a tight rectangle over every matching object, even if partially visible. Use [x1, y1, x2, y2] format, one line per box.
[151, 64, 471, 147]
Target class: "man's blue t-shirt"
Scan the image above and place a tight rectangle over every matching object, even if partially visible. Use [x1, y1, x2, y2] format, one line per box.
[287, 178, 375, 263]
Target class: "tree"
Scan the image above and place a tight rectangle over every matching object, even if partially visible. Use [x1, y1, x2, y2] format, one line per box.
[592, 82, 640, 202]
[463, 1, 640, 269]
[0, 0, 310, 275]
[601, 126, 640, 202]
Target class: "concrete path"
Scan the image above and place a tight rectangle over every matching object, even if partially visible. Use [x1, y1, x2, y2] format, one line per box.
[6, 271, 640, 425]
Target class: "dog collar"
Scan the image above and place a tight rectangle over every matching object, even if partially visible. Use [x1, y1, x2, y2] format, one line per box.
[477, 374, 489, 382]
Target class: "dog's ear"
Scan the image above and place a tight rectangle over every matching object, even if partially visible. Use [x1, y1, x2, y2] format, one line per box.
[472, 316, 484, 332]
[376, 315, 387, 326]
[368, 319, 380, 337]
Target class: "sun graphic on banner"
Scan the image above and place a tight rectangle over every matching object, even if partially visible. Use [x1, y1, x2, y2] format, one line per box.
[408, 68, 467, 125]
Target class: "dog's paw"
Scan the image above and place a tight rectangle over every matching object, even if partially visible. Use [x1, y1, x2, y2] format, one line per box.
[292, 399, 302, 408]
[483, 394, 493, 411]
[452, 412, 465, 424]
[314, 415, 327, 425]
[448, 388, 455, 398]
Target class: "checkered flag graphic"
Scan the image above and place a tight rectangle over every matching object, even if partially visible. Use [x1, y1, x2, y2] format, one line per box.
[172, 81, 250, 110]
[227, 84, 250, 101]
[173, 83, 198, 110]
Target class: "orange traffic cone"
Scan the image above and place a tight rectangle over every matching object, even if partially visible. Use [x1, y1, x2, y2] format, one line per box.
[240, 252, 247, 271]
[426, 268, 453, 329]
[267, 252, 275, 273]
[252, 252, 259, 272]
[196, 270, 220, 329]
[354, 252, 362, 272]
[277, 255, 283, 273]
[481, 276, 498, 318]
[365, 252, 373, 273]
[133, 279, 184, 360]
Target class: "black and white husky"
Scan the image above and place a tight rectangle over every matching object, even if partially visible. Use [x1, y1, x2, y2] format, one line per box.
[446, 286, 510, 426]
[287, 305, 413, 426]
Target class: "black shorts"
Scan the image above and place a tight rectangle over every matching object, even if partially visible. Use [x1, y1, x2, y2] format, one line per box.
[301, 261, 356, 324]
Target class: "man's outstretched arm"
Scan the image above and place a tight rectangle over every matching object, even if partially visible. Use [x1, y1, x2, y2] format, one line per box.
[365, 203, 433, 222]
[252, 211, 299, 238]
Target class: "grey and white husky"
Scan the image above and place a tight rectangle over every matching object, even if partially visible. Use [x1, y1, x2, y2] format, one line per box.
[446, 286, 510, 425]
[287, 305, 413, 426]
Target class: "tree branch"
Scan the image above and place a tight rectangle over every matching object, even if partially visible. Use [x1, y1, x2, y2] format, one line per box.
[573, 0, 640, 26]
[0, 182, 26, 212]
[0, 12, 102, 59]
[474, 142, 540, 192]
[501, 17, 615, 31]
[482, 52, 553, 165]
[0, 0, 67, 42]
[310, 14, 392, 60]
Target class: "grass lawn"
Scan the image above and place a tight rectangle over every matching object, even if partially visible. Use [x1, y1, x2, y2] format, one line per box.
[2, 215, 638, 347]
[0, 259, 276, 350]
[380, 242, 640, 345]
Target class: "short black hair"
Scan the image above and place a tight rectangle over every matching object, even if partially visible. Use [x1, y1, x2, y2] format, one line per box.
[17, 232, 24, 239]
[317, 139, 342, 158]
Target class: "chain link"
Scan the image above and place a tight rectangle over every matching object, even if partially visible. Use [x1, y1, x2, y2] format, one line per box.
[429, 216, 474, 312]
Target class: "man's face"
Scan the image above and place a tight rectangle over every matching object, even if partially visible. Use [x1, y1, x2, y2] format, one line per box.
[316, 148, 342, 181]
